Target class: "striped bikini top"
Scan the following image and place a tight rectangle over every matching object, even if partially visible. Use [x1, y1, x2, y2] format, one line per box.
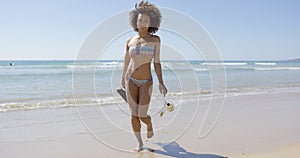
[129, 45, 155, 58]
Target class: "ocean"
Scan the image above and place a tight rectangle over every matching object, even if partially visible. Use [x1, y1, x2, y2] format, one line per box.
[1, 60, 300, 112]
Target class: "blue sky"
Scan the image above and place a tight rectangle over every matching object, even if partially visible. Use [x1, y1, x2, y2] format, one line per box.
[0, 0, 299, 60]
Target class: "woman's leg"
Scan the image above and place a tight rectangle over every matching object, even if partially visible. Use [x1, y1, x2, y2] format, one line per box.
[126, 79, 143, 151]
[138, 81, 154, 138]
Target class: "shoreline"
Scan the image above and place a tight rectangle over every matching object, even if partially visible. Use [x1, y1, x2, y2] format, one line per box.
[1, 84, 300, 112]
[1, 91, 299, 157]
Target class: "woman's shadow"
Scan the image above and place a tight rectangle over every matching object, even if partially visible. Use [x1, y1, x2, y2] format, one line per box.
[151, 142, 227, 158]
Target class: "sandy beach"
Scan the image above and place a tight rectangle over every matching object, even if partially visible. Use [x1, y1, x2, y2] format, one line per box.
[1, 91, 300, 158]
[2, 0, 300, 157]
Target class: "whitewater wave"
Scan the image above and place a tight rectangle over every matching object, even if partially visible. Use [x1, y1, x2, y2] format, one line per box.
[193, 68, 209, 72]
[202, 62, 247, 66]
[0, 96, 125, 112]
[67, 63, 122, 70]
[0, 65, 66, 69]
[2, 85, 300, 112]
[254, 67, 300, 71]
[254, 62, 276, 66]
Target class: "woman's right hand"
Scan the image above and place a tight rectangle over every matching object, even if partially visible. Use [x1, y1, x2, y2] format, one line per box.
[121, 80, 125, 89]
[159, 83, 167, 96]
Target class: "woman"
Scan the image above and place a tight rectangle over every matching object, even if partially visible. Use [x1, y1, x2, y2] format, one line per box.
[121, 0, 167, 151]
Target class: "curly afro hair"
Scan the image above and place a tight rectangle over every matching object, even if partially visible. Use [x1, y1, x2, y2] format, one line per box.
[129, 0, 162, 34]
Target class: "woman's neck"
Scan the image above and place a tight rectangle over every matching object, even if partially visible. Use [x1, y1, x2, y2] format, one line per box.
[138, 31, 149, 38]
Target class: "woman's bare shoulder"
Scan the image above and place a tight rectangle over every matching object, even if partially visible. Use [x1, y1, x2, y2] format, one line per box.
[127, 35, 140, 45]
[151, 35, 160, 43]
[126, 36, 134, 44]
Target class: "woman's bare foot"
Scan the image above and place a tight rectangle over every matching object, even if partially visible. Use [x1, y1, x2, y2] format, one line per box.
[133, 143, 144, 152]
[147, 124, 154, 138]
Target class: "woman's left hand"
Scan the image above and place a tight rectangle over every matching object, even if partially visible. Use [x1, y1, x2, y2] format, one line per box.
[159, 83, 167, 96]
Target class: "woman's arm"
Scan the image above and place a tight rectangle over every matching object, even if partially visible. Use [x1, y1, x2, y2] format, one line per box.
[153, 36, 167, 95]
[121, 38, 131, 88]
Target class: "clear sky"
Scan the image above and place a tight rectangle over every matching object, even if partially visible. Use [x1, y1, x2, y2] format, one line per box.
[0, 0, 299, 61]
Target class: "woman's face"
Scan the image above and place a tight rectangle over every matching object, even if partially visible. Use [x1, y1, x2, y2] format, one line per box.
[137, 13, 151, 32]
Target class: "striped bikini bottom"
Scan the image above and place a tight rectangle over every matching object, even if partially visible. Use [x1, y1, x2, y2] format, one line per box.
[126, 74, 153, 87]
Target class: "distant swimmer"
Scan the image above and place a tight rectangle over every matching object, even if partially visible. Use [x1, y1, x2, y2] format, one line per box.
[9, 63, 15, 66]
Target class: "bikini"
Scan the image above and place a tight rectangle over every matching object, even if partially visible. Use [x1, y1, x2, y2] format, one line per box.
[127, 44, 154, 87]
[126, 74, 153, 87]
[129, 44, 155, 58]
